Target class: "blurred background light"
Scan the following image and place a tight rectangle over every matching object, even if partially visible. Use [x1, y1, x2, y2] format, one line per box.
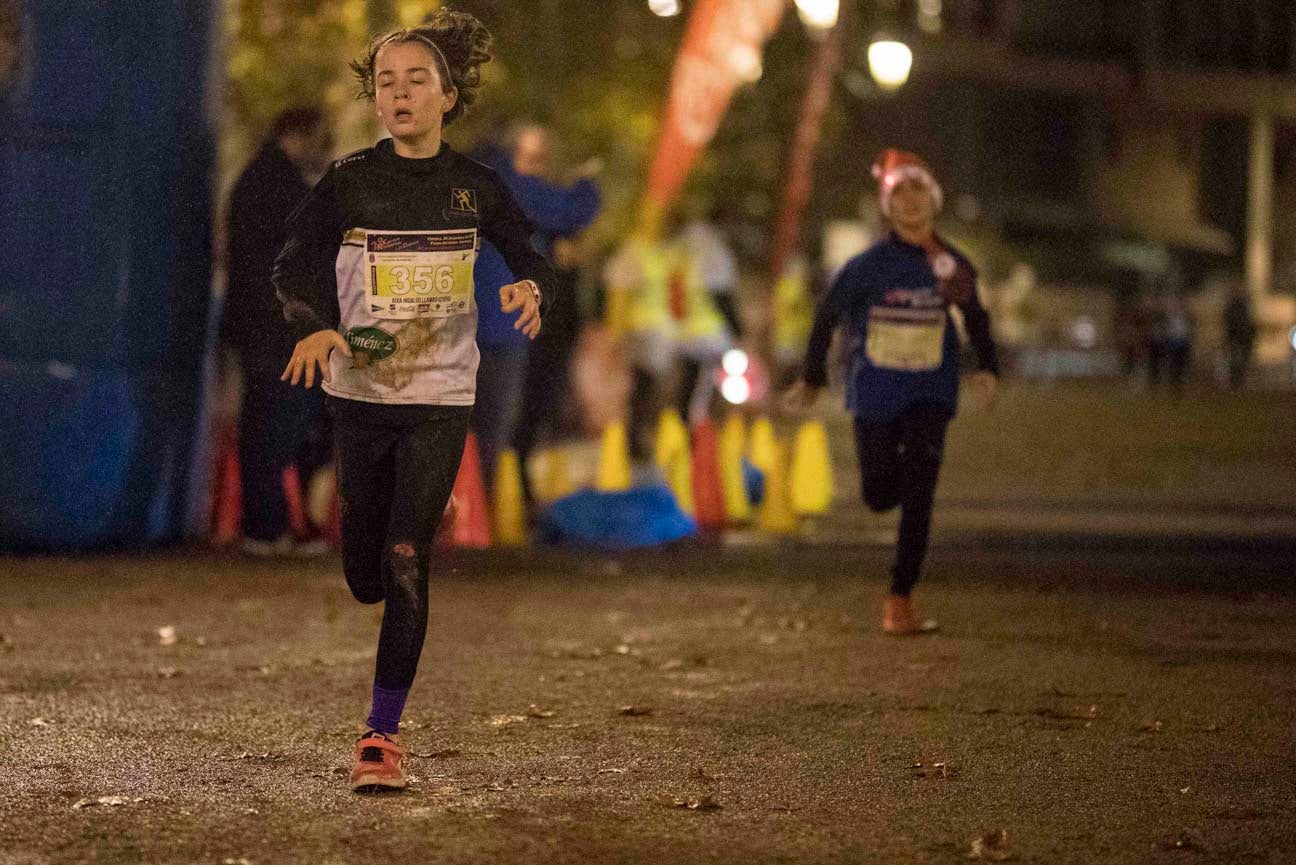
[647, 0, 680, 18]
[794, 0, 839, 31]
[867, 38, 912, 90]
[916, 0, 942, 34]
[720, 375, 752, 405]
[722, 349, 749, 377]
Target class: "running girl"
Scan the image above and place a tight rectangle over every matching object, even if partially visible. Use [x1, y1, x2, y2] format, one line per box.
[784, 149, 998, 636]
[273, 10, 554, 792]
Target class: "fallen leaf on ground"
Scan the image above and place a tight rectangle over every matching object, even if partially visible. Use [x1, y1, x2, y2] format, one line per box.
[1139, 719, 1164, 733]
[223, 858, 253, 865]
[413, 748, 461, 759]
[73, 796, 141, 810]
[619, 705, 653, 716]
[597, 768, 627, 774]
[488, 714, 529, 727]
[526, 705, 557, 719]
[968, 829, 1013, 860]
[28, 717, 52, 727]
[157, 667, 180, 679]
[660, 795, 722, 811]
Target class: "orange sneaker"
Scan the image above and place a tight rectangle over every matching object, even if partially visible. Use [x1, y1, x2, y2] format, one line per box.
[350, 730, 408, 792]
[882, 594, 939, 636]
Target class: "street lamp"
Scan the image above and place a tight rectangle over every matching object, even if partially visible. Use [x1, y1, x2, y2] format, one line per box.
[867, 36, 912, 90]
[647, 0, 680, 17]
[795, 0, 839, 31]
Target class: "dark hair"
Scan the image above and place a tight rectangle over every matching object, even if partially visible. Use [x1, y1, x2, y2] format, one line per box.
[350, 9, 492, 127]
[270, 105, 326, 139]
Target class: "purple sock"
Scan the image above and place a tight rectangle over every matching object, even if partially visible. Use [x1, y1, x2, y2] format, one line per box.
[366, 684, 409, 735]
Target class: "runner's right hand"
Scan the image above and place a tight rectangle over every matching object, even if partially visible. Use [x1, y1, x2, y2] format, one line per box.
[282, 330, 352, 389]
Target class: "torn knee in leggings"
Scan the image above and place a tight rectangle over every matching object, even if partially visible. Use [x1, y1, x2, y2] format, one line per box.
[388, 542, 422, 589]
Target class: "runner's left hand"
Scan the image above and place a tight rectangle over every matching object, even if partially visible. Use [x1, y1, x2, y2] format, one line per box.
[501, 281, 542, 339]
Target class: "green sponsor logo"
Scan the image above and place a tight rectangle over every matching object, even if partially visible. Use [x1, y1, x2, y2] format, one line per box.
[345, 326, 398, 362]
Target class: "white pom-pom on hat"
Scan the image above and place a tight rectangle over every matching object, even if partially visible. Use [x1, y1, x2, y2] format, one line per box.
[871, 148, 943, 217]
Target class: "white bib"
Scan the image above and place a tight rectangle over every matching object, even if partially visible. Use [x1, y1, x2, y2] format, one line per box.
[364, 228, 477, 321]
[866, 307, 946, 372]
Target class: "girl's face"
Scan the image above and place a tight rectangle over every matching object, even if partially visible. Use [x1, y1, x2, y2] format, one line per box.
[373, 41, 456, 144]
[889, 177, 936, 234]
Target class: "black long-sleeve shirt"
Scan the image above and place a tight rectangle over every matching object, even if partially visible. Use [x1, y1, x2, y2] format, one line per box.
[273, 139, 557, 406]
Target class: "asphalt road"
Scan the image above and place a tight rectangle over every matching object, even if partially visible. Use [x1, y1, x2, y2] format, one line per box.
[2, 537, 1294, 864]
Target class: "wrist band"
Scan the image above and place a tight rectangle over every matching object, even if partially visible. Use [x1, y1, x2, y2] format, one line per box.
[523, 279, 542, 306]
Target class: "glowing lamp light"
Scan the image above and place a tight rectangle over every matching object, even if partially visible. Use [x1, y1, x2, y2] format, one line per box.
[720, 375, 752, 405]
[794, 0, 839, 30]
[722, 349, 749, 378]
[647, 0, 680, 17]
[867, 38, 913, 90]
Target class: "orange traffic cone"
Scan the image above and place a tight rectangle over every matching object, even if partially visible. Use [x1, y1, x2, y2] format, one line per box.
[448, 432, 491, 548]
[282, 466, 309, 539]
[690, 419, 726, 532]
[210, 426, 241, 546]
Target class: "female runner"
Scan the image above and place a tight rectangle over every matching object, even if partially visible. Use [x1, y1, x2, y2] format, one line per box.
[274, 10, 555, 792]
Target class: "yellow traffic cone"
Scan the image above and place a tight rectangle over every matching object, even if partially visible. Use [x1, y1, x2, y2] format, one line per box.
[719, 414, 751, 523]
[493, 449, 527, 546]
[596, 422, 632, 491]
[654, 409, 689, 474]
[757, 438, 797, 536]
[748, 416, 777, 476]
[790, 420, 833, 515]
[535, 446, 575, 503]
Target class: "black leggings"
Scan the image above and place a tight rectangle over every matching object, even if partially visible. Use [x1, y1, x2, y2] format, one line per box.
[329, 398, 471, 690]
[853, 401, 950, 597]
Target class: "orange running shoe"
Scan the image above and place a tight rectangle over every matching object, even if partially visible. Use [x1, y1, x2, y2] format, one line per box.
[350, 730, 408, 792]
[882, 594, 939, 636]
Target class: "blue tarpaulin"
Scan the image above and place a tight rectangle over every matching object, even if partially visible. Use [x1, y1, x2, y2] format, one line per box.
[0, 2, 215, 550]
[537, 486, 698, 549]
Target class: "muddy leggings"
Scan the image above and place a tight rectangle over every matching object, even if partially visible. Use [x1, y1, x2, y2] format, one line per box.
[329, 397, 471, 690]
[853, 401, 951, 597]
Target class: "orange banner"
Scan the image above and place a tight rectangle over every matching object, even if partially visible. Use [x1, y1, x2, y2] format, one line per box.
[642, 0, 788, 230]
[769, 20, 842, 280]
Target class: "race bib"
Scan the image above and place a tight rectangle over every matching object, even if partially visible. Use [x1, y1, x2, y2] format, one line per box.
[866, 308, 946, 372]
[364, 229, 476, 321]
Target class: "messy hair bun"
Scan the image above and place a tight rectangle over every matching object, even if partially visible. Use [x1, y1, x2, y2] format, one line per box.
[350, 9, 492, 127]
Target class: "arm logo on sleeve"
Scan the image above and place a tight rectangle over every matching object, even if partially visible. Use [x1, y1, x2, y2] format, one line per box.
[450, 188, 478, 214]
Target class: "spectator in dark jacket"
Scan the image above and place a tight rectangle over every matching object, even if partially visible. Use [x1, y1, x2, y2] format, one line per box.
[220, 105, 334, 555]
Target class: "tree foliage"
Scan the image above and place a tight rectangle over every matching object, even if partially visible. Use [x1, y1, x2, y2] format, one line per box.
[221, 0, 840, 263]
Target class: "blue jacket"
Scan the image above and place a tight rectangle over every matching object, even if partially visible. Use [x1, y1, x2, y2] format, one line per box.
[473, 158, 601, 348]
[802, 232, 998, 424]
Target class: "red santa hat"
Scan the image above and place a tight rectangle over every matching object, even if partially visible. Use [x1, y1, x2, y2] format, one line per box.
[871, 149, 943, 217]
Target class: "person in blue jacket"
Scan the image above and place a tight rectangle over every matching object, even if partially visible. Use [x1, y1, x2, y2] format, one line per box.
[471, 123, 600, 490]
[784, 149, 999, 635]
